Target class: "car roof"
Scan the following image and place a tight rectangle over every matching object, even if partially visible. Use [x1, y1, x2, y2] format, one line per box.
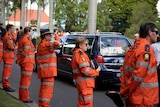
[67, 32, 128, 39]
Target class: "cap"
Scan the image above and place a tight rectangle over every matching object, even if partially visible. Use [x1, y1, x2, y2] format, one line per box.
[40, 29, 52, 36]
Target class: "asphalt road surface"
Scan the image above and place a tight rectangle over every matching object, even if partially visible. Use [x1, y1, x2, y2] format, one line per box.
[0, 61, 117, 107]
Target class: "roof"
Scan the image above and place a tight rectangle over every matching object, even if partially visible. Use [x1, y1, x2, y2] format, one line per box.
[8, 9, 49, 22]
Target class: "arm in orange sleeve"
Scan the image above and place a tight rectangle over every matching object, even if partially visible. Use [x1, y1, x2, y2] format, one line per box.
[22, 39, 31, 56]
[75, 52, 99, 77]
[127, 52, 149, 94]
[7, 37, 17, 50]
[53, 35, 60, 49]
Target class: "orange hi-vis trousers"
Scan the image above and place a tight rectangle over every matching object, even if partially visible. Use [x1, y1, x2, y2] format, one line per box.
[38, 77, 54, 107]
[2, 59, 14, 88]
[77, 87, 93, 107]
[19, 63, 33, 101]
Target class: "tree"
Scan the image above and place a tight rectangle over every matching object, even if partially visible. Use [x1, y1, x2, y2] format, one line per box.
[55, 0, 88, 32]
[97, 0, 112, 32]
[1, 0, 6, 26]
[125, 1, 159, 38]
[106, 0, 158, 34]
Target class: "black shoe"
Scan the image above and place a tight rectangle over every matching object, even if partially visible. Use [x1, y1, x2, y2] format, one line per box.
[23, 99, 33, 103]
[3, 87, 15, 92]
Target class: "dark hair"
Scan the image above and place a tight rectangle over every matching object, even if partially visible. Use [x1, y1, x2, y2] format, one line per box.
[24, 27, 32, 34]
[139, 22, 157, 38]
[20, 26, 23, 30]
[40, 35, 45, 39]
[6, 24, 14, 31]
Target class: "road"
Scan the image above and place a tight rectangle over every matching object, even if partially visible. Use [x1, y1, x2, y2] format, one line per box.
[0, 61, 117, 107]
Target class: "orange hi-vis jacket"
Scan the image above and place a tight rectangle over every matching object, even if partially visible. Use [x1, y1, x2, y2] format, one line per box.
[120, 38, 158, 105]
[120, 43, 137, 97]
[3, 32, 17, 64]
[0, 40, 3, 62]
[71, 48, 99, 90]
[36, 36, 60, 79]
[17, 34, 35, 65]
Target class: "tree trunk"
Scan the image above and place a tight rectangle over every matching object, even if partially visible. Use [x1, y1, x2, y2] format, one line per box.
[88, 0, 97, 33]
[37, 3, 42, 36]
[1, 0, 6, 26]
[20, 0, 26, 28]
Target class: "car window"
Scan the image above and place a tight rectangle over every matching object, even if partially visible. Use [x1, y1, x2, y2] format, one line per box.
[64, 37, 94, 55]
[100, 36, 131, 55]
[63, 44, 75, 55]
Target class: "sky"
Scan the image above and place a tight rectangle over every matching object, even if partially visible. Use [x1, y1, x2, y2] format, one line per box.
[28, 0, 160, 17]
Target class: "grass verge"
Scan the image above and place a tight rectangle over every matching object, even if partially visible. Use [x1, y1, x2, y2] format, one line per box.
[0, 89, 27, 107]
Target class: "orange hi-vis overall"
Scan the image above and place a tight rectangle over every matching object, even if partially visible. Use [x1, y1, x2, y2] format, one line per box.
[36, 35, 60, 107]
[2, 32, 17, 88]
[120, 38, 158, 107]
[71, 48, 99, 107]
[17, 34, 35, 101]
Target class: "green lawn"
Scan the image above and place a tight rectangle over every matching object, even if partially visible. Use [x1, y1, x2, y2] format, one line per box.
[0, 89, 27, 107]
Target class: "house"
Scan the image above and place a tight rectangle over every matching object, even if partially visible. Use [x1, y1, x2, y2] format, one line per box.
[7, 9, 49, 28]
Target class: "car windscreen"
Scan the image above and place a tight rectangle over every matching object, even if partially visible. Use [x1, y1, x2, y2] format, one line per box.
[100, 36, 131, 55]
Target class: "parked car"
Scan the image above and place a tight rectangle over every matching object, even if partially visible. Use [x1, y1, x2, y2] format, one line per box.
[57, 32, 133, 87]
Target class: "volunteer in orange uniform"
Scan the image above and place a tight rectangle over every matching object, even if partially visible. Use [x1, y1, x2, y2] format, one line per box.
[71, 37, 101, 107]
[2, 24, 17, 92]
[120, 22, 159, 107]
[36, 29, 60, 107]
[17, 27, 35, 103]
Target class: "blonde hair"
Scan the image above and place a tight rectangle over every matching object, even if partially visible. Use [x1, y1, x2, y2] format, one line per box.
[75, 37, 88, 48]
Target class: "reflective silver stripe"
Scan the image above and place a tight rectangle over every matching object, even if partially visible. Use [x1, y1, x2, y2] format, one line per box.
[39, 97, 50, 102]
[5, 64, 12, 67]
[140, 82, 158, 88]
[148, 67, 157, 73]
[84, 67, 90, 76]
[26, 55, 34, 58]
[72, 69, 79, 74]
[79, 62, 90, 68]
[21, 71, 32, 75]
[22, 52, 34, 58]
[124, 66, 134, 72]
[42, 82, 54, 86]
[54, 40, 60, 44]
[3, 50, 14, 52]
[37, 53, 56, 59]
[24, 46, 31, 49]
[136, 62, 149, 68]
[37, 63, 57, 69]
[10, 46, 14, 49]
[132, 75, 143, 82]
[20, 85, 29, 89]
[120, 72, 124, 76]
[3, 76, 9, 79]
[30, 48, 35, 52]
[75, 77, 94, 83]
[79, 95, 93, 101]
[7, 40, 13, 43]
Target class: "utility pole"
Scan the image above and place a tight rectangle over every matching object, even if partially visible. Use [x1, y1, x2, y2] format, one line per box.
[88, 0, 97, 33]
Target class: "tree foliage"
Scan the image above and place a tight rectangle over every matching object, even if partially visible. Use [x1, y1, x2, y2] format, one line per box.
[125, 1, 159, 38]
[97, 0, 112, 32]
[55, 0, 88, 32]
[106, 0, 159, 35]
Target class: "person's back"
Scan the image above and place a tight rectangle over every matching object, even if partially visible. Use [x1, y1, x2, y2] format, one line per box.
[120, 22, 159, 107]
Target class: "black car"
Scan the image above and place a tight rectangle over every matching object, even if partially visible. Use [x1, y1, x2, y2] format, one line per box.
[57, 32, 133, 87]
